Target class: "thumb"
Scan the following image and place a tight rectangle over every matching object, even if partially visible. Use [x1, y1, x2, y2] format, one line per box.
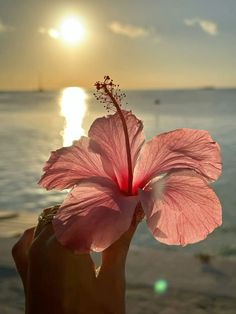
[96, 209, 144, 314]
[100, 205, 144, 271]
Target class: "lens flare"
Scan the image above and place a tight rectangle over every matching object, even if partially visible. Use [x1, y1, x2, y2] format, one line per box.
[48, 28, 59, 39]
[153, 279, 168, 294]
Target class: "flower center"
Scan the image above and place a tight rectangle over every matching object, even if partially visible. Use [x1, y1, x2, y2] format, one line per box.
[94, 76, 133, 195]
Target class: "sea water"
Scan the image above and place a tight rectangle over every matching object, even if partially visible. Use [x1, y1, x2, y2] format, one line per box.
[0, 88, 235, 257]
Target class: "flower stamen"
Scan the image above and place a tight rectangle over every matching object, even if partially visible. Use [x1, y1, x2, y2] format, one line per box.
[94, 76, 133, 195]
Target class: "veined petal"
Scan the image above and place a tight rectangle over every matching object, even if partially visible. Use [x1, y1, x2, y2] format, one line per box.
[88, 110, 145, 192]
[38, 136, 114, 190]
[53, 178, 138, 253]
[139, 170, 222, 246]
[133, 128, 221, 191]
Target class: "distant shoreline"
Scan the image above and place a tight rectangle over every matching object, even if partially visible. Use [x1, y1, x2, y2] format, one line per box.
[1, 86, 236, 93]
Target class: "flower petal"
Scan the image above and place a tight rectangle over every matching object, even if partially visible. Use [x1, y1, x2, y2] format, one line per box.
[38, 136, 114, 190]
[133, 128, 221, 191]
[88, 110, 145, 192]
[139, 170, 222, 246]
[53, 178, 138, 253]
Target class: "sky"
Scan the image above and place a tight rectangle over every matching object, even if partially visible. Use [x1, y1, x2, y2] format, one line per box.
[0, 0, 236, 90]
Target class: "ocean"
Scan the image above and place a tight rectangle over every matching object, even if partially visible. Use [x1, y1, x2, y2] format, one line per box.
[0, 88, 235, 257]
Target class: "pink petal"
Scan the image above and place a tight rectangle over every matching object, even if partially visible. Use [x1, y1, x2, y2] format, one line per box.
[88, 110, 145, 192]
[38, 136, 114, 190]
[53, 178, 138, 253]
[133, 129, 221, 191]
[139, 170, 222, 246]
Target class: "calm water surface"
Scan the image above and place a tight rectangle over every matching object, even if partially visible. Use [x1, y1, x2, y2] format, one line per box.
[0, 88, 235, 256]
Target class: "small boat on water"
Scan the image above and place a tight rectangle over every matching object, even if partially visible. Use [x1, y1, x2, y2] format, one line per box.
[154, 99, 161, 105]
[202, 86, 215, 90]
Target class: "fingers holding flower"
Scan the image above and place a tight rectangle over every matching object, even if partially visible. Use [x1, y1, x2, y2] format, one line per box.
[38, 76, 222, 255]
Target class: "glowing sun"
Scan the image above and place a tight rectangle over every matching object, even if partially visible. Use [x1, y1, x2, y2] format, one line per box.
[49, 17, 85, 44]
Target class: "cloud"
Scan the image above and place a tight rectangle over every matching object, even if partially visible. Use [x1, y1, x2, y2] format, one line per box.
[108, 21, 150, 38]
[38, 27, 47, 34]
[184, 18, 218, 36]
[0, 19, 13, 33]
[38, 27, 60, 39]
[108, 21, 161, 44]
[0, 20, 7, 32]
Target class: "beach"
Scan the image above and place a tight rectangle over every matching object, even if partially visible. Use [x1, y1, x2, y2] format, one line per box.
[1, 90, 236, 313]
[1, 213, 236, 314]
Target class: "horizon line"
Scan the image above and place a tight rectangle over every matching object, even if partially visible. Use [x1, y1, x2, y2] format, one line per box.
[1, 85, 236, 92]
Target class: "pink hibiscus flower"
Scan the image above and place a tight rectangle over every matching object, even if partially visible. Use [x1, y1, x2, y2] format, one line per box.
[39, 76, 222, 253]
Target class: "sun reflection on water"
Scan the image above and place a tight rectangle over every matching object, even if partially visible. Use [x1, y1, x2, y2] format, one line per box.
[60, 87, 87, 146]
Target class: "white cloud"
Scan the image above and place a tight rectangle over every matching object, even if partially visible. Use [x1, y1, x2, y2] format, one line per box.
[0, 19, 13, 33]
[108, 21, 160, 42]
[38, 27, 47, 34]
[108, 21, 161, 43]
[184, 18, 218, 36]
[108, 21, 150, 38]
[0, 20, 7, 32]
[38, 27, 59, 39]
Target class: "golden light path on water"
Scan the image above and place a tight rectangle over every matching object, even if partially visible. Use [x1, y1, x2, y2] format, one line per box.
[60, 87, 87, 146]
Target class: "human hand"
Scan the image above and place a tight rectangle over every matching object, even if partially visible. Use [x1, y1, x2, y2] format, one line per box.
[12, 206, 144, 314]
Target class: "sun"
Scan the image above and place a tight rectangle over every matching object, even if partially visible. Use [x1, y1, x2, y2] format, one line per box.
[49, 16, 85, 44]
[60, 17, 85, 43]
